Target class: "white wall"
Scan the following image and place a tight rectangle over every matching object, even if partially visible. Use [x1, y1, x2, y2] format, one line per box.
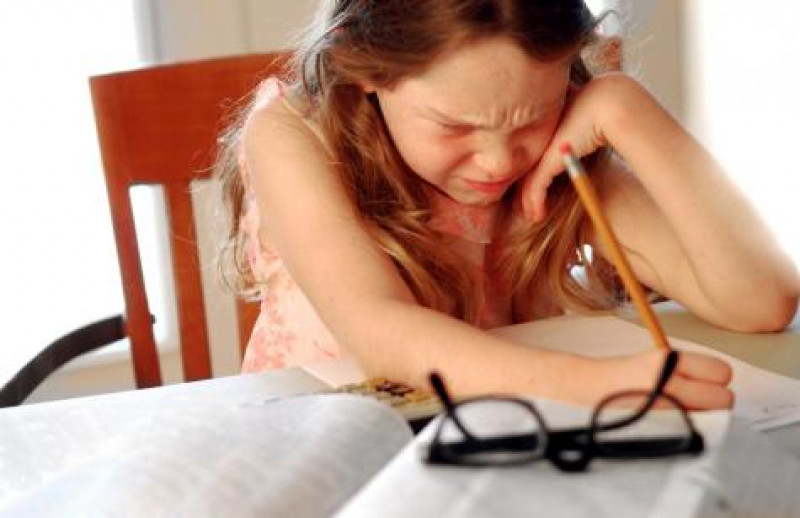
[140, 0, 317, 62]
[682, 0, 800, 264]
[619, 0, 685, 119]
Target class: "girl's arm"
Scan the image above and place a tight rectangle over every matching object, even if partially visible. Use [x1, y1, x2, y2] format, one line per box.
[241, 96, 732, 408]
[524, 74, 799, 332]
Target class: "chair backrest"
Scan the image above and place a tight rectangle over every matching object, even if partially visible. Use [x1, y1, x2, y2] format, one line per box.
[89, 53, 289, 388]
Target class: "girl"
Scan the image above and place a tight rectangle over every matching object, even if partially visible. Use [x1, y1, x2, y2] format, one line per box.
[216, 0, 799, 409]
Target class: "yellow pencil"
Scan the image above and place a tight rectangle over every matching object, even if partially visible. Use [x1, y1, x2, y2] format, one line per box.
[560, 142, 671, 350]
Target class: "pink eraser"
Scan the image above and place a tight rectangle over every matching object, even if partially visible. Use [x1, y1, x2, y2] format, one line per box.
[559, 142, 573, 155]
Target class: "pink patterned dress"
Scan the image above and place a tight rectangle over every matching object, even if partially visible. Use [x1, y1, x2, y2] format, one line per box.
[239, 79, 512, 373]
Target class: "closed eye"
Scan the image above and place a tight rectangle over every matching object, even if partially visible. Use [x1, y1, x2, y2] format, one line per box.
[438, 122, 474, 136]
[513, 121, 542, 137]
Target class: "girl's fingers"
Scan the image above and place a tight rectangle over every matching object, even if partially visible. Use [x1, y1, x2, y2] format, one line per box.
[527, 183, 548, 222]
[663, 350, 734, 410]
[675, 350, 733, 385]
[597, 350, 733, 410]
[666, 375, 735, 410]
[520, 152, 562, 221]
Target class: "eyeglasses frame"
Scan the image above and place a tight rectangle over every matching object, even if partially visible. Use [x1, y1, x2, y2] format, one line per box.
[425, 349, 705, 472]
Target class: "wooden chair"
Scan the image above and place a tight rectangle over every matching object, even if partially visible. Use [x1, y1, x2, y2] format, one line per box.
[88, 53, 289, 388]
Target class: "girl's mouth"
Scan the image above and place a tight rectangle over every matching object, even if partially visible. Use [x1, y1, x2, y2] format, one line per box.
[463, 177, 515, 193]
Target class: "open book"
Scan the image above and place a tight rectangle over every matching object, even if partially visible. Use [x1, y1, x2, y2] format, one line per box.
[0, 394, 413, 517]
[3, 393, 798, 518]
[2, 315, 799, 517]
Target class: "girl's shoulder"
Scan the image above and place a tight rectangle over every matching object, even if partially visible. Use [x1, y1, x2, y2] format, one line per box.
[240, 79, 345, 218]
[243, 78, 330, 155]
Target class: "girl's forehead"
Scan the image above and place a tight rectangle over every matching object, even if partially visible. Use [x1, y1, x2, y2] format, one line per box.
[400, 37, 571, 123]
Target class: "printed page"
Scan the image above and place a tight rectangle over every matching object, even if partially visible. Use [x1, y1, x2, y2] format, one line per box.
[3, 394, 413, 518]
[491, 315, 800, 430]
[0, 370, 412, 518]
[0, 395, 412, 518]
[336, 399, 732, 518]
[0, 367, 329, 510]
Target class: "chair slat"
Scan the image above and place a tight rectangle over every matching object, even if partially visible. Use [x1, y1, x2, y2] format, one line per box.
[164, 181, 212, 381]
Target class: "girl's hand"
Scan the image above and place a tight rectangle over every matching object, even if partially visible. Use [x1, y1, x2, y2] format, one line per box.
[590, 349, 734, 411]
[520, 73, 641, 222]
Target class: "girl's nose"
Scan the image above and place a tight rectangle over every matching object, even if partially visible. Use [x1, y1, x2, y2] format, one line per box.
[473, 135, 515, 179]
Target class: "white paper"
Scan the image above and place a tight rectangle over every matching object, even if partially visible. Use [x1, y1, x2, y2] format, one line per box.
[652, 416, 800, 518]
[491, 316, 800, 431]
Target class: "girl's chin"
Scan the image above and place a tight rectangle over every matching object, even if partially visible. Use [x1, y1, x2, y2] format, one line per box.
[451, 190, 507, 207]
[429, 181, 511, 207]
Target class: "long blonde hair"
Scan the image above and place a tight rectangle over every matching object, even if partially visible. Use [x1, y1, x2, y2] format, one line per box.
[216, 0, 621, 323]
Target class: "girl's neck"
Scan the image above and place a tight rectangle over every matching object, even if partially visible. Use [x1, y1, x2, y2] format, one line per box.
[428, 190, 502, 244]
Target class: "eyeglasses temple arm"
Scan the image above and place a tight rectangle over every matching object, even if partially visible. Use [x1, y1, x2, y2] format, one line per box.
[429, 371, 456, 411]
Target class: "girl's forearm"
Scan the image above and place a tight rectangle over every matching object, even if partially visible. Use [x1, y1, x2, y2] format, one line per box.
[603, 77, 799, 329]
[337, 299, 597, 401]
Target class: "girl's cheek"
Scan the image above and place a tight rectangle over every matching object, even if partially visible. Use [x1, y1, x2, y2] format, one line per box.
[412, 145, 465, 181]
[527, 126, 559, 158]
[515, 135, 546, 166]
[431, 133, 468, 155]
[405, 140, 461, 175]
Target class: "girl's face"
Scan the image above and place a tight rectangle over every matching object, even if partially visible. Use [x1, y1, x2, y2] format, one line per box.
[375, 37, 572, 207]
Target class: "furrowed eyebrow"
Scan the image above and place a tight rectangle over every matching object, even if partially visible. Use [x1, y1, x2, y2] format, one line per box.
[428, 109, 488, 128]
[426, 102, 563, 130]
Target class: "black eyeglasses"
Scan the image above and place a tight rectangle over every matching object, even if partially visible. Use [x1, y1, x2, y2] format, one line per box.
[424, 349, 704, 472]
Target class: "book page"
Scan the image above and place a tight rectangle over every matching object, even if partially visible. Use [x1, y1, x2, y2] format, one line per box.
[336, 400, 732, 518]
[652, 416, 800, 518]
[0, 367, 329, 509]
[0, 378, 412, 518]
[491, 315, 800, 430]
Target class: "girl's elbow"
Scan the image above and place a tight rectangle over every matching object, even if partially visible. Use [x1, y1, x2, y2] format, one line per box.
[766, 293, 799, 332]
[732, 292, 799, 333]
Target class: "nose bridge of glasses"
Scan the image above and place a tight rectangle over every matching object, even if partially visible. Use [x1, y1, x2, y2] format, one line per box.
[545, 427, 593, 472]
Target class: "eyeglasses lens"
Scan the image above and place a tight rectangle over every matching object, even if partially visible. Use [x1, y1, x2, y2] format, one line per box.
[441, 399, 547, 464]
[592, 393, 692, 457]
